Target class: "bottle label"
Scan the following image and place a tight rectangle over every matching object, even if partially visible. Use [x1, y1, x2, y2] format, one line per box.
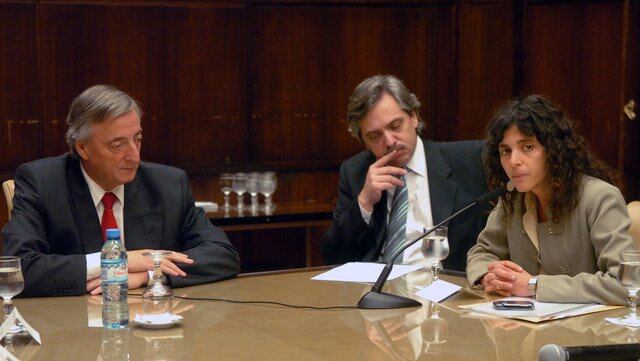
[101, 259, 128, 283]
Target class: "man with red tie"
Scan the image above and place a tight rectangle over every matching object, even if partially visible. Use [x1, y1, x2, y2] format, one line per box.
[3, 85, 240, 297]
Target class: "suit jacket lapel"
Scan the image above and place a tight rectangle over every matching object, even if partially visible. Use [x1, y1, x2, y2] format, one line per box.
[123, 173, 163, 250]
[66, 158, 102, 254]
[425, 140, 457, 224]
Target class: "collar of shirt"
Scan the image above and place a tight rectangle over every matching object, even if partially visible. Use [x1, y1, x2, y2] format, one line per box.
[405, 136, 426, 177]
[80, 164, 125, 210]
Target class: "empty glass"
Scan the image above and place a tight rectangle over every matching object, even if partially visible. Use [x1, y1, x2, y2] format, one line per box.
[141, 251, 174, 316]
[0, 256, 25, 338]
[219, 173, 233, 210]
[246, 172, 261, 211]
[232, 173, 248, 212]
[618, 250, 640, 326]
[421, 226, 449, 281]
[260, 172, 277, 212]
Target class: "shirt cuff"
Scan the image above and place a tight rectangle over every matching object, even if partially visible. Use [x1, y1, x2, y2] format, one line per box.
[86, 252, 101, 280]
[359, 203, 373, 225]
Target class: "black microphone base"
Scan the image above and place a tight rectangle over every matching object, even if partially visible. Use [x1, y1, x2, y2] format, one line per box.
[357, 291, 422, 309]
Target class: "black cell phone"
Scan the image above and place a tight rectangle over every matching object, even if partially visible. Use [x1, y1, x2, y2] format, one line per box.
[492, 300, 534, 310]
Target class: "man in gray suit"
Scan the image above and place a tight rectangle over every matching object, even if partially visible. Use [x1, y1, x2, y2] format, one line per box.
[322, 75, 489, 271]
[3, 85, 240, 297]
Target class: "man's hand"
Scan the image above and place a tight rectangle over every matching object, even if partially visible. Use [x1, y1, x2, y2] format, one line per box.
[89, 271, 150, 295]
[128, 249, 193, 277]
[481, 260, 533, 297]
[358, 150, 407, 212]
[87, 276, 101, 294]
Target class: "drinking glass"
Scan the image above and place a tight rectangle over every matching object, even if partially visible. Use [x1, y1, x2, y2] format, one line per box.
[141, 251, 174, 316]
[618, 250, 640, 326]
[260, 172, 277, 212]
[246, 172, 261, 211]
[0, 256, 25, 337]
[420, 226, 449, 281]
[219, 173, 233, 210]
[232, 173, 248, 212]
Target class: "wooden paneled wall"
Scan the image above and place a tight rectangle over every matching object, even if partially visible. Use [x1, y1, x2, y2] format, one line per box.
[1, 0, 638, 211]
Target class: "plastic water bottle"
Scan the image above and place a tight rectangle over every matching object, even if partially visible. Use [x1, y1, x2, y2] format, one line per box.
[101, 228, 129, 329]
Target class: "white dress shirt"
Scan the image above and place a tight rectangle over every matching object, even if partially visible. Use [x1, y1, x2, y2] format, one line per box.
[360, 137, 435, 264]
[81, 165, 125, 280]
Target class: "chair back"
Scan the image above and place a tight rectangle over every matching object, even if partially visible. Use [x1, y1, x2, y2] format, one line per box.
[627, 201, 640, 250]
[2, 180, 15, 220]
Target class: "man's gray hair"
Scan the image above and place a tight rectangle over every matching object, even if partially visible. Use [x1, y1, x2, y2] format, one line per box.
[346, 75, 424, 141]
[65, 84, 142, 157]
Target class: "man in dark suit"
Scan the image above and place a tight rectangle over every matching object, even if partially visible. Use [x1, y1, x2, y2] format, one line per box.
[3, 85, 240, 297]
[322, 75, 489, 271]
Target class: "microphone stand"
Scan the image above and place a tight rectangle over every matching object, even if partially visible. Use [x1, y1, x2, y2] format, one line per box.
[357, 203, 478, 309]
[357, 184, 508, 309]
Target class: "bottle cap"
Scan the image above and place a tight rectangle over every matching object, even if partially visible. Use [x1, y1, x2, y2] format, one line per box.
[105, 228, 120, 239]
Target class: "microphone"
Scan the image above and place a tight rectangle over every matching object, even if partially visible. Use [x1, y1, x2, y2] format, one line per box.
[539, 343, 640, 361]
[357, 182, 512, 309]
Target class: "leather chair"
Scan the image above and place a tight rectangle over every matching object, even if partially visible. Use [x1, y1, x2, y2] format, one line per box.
[628, 201, 640, 249]
[2, 179, 14, 220]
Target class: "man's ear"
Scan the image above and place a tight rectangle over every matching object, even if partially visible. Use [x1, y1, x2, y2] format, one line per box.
[410, 112, 419, 129]
[75, 140, 89, 160]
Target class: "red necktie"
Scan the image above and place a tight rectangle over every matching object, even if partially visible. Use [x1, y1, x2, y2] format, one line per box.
[101, 192, 119, 241]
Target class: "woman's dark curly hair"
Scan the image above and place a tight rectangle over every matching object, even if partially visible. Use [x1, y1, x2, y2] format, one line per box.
[484, 94, 620, 224]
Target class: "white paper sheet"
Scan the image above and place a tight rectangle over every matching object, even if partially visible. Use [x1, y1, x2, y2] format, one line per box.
[0, 346, 18, 361]
[414, 279, 461, 302]
[460, 297, 599, 322]
[0, 308, 41, 344]
[195, 202, 218, 212]
[14, 308, 41, 344]
[311, 262, 421, 283]
[605, 317, 640, 328]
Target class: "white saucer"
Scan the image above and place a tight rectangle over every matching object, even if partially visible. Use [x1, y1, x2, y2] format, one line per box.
[133, 313, 183, 329]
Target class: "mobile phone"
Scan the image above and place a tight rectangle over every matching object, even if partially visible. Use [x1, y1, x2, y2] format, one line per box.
[492, 300, 534, 310]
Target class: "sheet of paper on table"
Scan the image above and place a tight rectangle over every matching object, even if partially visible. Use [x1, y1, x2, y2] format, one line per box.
[458, 297, 621, 323]
[414, 279, 461, 302]
[195, 202, 218, 212]
[311, 262, 421, 283]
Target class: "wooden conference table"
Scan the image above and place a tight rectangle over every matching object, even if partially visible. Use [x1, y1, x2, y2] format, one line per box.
[5, 267, 637, 360]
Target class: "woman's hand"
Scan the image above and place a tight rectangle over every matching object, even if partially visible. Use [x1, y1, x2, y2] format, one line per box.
[482, 260, 533, 297]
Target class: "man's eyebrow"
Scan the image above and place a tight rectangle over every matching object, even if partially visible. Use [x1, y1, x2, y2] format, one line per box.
[106, 136, 126, 143]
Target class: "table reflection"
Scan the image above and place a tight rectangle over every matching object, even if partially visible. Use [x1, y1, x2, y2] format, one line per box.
[98, 328, 130, 361]
[133, 328, 184, 361]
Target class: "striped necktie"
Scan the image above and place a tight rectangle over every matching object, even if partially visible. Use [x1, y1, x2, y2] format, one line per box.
[382, 174, 408, 263]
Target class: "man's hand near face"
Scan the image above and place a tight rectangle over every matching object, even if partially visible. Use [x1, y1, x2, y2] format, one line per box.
[358, 150, 408, 213]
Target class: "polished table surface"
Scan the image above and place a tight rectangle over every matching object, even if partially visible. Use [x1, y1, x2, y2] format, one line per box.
[5, 268, 637, 360]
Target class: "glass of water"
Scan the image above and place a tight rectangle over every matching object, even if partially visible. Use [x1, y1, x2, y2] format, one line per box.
[246, 172, 261, 211]
[421, 226, 449, 281]
[219, 173, 233, 210]
[0, 256, 25, 336]
[260, 172, 277, 212]
[141, 251, 174, 316]
[618, 250, 640, 326]
[232, 173, 248, 212]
